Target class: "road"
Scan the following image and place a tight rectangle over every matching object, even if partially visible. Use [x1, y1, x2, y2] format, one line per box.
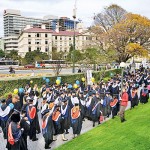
[0, 68, 79, 75]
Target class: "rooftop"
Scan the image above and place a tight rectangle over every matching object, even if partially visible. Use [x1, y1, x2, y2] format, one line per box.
[23, 27, 53, 33]
[23, 27, 81, 36]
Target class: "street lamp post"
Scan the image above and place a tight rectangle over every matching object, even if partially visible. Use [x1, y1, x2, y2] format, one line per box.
[120, 62, 126, 95]
[72, 0, 77, 73]
[48, 42, 51, 60]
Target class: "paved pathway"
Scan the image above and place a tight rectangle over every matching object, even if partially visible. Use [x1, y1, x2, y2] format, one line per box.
[0, 105, 131, 150]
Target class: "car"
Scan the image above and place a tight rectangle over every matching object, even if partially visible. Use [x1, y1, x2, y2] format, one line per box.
[24, 64, 35, 68]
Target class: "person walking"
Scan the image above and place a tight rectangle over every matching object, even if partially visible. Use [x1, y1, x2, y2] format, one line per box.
[119, 87, 129, 123]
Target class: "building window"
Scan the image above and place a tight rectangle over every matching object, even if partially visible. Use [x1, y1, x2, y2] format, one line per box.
[28, 40, 31, 44]
[35, 39, 41, 45]
[45, 47, 48, 52]
[55, 36, 57, 40]
[28, 34, 31, 37]
[69, 38, 71, 40]
[28, 47, 31, 52]
[37, 47, 41, 51]
[45, 40, 48, 44]
[60, 37, 62, 40]
[36, 33, 40, 37]
[45, 34, 48, 37]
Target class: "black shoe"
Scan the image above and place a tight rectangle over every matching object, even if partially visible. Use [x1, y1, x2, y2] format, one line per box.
[45, 146, 51, 149]
[32, 138, 38, 141]
[93, 123, 95, 127]
[121, 119, 126, 123]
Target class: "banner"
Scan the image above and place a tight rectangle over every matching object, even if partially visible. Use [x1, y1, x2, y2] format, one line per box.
[86, 70, 93, 85]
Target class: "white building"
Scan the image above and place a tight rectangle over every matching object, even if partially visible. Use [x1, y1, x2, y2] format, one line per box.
[3, 9, 79, 53]
[0, 38, 4, 51]
[18, 25, 90, 58]
[3, 36, 18, 53]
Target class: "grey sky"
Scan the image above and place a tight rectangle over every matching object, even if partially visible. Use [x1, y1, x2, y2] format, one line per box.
[0, 0, 150, 37]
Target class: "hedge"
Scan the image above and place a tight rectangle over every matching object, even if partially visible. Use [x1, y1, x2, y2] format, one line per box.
[0, 69, 121, 97]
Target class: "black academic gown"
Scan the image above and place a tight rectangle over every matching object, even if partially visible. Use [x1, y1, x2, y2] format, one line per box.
[26, 105, 37, 140]
[7, 121, 27, 150]
[79, 96, 86, 120]
[20, 118, 30, 149]
[42, 114, 54, 147]
[91, 97, 100, 122]
[110, 99, 118, 118]
[130, 92, 138, 108]
[61, 104, 71, 131]
[53, 110, 62, 135]
[140, 88, 149, 104]
[18, 93, 25, 108]
[71, 107, 82, 135]
[85, 97, 92, 120]
[0, 104, 10, 139]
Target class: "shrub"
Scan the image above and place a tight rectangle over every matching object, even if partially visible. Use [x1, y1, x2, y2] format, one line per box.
[0, 69, 121, 97]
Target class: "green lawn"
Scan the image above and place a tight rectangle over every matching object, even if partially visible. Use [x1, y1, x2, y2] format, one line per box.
[56, 102, 150, 150]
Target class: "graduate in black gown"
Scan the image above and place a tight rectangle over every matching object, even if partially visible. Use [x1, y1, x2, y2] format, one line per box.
[25, 97, 38, 141]
[71, 103, 82, 139]
[33, 91, 41, 134]
[60, 97, 71, 136]
[78, 91, 86, 121]
[91, 91, 101, 127]
[110, 96, 118, 119]
[52, 105, 62, 141]
[140, 85, 149, 104]
[20, 110, 30, 150]
[42, 109, 54, 149]
[85, 91, 93, 120]
[0, 99, 14, 139]
[7, 113, 27, 150]
[130, 87, 138, 109]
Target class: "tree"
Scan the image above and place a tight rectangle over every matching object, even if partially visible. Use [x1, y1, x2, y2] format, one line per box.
[52, 47, 65, 60]
[94, 4, 127, 32]
[0, 49, 5, 58]
[6, 50, 20, 60]
[66, 50, 84, 63]
[24, 50, 49, 64]
[105, 13, 150, 62]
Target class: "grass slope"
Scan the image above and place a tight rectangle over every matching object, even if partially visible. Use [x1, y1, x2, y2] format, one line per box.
[56, 102, 150, 150]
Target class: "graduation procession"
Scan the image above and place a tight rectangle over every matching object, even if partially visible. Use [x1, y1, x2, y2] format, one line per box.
[0, 67, 149, 150]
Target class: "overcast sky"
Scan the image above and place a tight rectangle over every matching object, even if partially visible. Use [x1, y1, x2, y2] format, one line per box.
[0, 0, 150, 37]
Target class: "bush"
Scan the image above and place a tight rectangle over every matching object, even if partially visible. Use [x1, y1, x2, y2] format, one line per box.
[0, 69, 121, 97]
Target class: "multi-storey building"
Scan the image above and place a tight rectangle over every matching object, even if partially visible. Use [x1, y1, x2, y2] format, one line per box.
[3, 36, 18, 53]
[3, 9, 78, 53]
[18, 25, 89, 58]
[0, 38, 4, 51]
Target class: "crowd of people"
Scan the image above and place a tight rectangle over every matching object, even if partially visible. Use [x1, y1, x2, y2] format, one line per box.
[0, 67, 149, 150]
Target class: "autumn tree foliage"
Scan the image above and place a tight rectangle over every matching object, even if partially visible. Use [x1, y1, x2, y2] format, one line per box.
[92, 4, 150, 63]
